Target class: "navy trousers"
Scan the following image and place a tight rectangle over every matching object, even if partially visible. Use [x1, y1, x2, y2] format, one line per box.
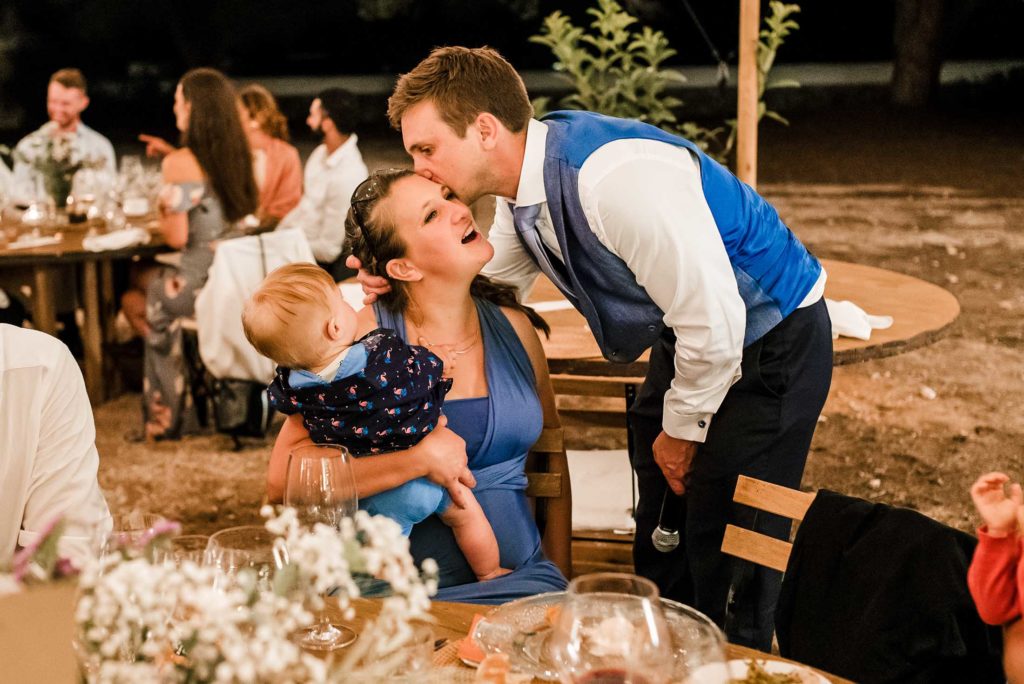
[628, 297, 833, 650]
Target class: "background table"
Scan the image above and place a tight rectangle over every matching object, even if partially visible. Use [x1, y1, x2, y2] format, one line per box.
[530, 258, 961, 376]
[0, 218, 166, 402]
[334, 597, 854, 683]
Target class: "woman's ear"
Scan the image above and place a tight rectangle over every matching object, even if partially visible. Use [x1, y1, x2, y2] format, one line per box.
[385, 258, 422, 283]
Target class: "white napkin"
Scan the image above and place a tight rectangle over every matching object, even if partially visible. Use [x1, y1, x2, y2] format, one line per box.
[82, 227, 151, 252]
[339, 283, 366, 312]
[5, 234, 63, 250]
[825, 298, 894, 340]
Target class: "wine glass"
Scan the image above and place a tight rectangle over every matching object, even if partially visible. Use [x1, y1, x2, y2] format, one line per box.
[205, 525, 285, 593]
[153, 534, 210, 567]
[284, 443, 359, 651]
[550, 573, 675, 684]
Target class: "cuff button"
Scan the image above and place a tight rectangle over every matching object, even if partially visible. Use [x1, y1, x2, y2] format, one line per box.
[697, 420, 707, 428]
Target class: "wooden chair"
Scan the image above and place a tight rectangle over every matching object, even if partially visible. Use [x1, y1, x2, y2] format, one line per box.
[720, 475, 816, 572]
[525, 426, 573, 579]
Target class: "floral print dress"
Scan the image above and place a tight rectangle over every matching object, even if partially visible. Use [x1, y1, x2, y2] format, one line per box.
[143, 182, 232, 439]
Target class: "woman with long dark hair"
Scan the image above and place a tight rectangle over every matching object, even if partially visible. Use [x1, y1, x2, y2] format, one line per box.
[142, 67, 258, 440]
[269, 169, 568, 601]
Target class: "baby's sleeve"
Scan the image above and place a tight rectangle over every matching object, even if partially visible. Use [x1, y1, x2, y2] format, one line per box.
[266, 375, 299, 415]
[968, 526, 1024, 625]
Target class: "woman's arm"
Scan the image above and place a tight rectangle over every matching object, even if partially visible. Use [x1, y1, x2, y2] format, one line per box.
[158, 149, 203, 250]
[268, 412, 475, 505]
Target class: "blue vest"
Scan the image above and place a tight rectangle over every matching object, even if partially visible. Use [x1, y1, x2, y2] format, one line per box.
[521, 111, 822, 363]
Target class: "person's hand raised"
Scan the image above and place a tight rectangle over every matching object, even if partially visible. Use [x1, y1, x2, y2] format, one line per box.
[412, 416, 477, 507]
[345, 255, 391, 305]
[138, 134, 175, 158]
[970, 472, 1023, 537]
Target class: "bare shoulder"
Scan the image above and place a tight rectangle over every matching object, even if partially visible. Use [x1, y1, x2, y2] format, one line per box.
[500, 306, 546, 363]
[162, 148, 203, 183]
[355, 304, 379, 338]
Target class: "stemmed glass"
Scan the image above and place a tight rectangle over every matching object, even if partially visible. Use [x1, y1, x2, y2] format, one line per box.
[205, 526, 286, 593]
[549, 573, 674, 684]
[284, 443, 359, 651]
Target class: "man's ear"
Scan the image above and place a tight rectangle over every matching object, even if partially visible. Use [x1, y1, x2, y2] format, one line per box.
[385, 258, 422, 283]
[79, 93, 91, 114]
[475, 112, 501, 151]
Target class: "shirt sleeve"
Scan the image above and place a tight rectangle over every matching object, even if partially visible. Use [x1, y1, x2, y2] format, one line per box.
[480, 198, 542, 301]
[967, 526, 1023, 625]
[583, 147, 745, 442]
[19, 342, 110, 565]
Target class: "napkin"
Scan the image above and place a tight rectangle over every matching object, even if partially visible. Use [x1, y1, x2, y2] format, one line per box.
[82, 227, 151, 252]
[825, 298, 894, 341]
[5, 234, 63, 250]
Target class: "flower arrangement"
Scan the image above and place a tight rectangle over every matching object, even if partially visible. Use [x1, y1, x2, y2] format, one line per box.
[4, 508, 438, 683]
[7, 124, 107, 206]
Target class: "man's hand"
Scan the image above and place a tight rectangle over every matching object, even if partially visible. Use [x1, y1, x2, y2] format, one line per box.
[653, 431, 699, 495]
[971, 472, 1023, 537]
[414, 416, 476, 507]
[344, 255, 392, 305]
[138, 133, 175, 158]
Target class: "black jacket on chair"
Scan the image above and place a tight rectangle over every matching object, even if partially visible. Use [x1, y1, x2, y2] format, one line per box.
[775, 490, 1003, 683]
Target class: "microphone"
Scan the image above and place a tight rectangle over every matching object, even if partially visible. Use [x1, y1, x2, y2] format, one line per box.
[651, 487, 683, 553]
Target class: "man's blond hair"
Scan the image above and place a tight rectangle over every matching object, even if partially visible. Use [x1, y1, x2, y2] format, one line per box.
[50, 68, 87, 94]
[242, 263, 338, 369]
[387, 46, 532, 136]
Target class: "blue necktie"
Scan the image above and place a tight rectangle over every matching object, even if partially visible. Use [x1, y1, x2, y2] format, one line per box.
[510, 202, 575, 299]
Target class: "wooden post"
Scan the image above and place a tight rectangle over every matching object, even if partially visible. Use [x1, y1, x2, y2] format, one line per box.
[81, 261, 104, 404]
[736, 0, 760, 188]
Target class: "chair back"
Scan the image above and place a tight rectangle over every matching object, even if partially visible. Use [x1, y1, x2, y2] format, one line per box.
[526, 427, 572, 579]
[720, 475, 816, 572]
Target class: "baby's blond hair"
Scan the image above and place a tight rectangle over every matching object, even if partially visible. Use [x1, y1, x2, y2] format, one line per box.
[242, 263, 338, 369]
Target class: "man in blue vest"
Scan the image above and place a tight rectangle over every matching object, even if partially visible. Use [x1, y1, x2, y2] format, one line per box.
[355, 46, 832, 648]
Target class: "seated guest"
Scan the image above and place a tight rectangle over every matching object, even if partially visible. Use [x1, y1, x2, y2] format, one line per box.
[244, 263, 509, 581]
[0, 324, 111, 567]
[238, 84, 302, 230]
[142, 68, 258, 440]
[271, 169, 567, 603]
[277, 88, 368, 278]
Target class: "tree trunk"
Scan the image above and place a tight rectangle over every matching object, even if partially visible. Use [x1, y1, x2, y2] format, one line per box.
[891, 0, 946, 107]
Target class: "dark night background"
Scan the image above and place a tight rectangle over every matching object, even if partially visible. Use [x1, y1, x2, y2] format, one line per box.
[0, 0, 1022, 144]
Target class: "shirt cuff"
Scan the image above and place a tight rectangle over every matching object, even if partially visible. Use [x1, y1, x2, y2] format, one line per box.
[978, 525, 1022, 544]
[661, 401, 713, 442]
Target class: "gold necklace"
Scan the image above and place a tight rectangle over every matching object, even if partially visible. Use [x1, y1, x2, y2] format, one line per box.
[414, 322, 480, 372]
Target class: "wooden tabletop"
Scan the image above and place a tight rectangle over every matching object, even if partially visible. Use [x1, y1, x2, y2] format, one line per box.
[529, 258, 960, 376]
[333, 598, 853, 683]
[0, 217, 166, 265]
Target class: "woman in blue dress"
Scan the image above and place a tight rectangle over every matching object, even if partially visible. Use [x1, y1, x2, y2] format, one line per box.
[269, 169, 567, 602]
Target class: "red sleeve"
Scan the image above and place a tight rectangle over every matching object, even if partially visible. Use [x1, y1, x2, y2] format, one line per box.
[968, 526, 1023, 625]
[260, 143, 303, 220]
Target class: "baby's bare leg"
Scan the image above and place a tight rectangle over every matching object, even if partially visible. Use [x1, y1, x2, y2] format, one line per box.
[440, 483, 511, 581]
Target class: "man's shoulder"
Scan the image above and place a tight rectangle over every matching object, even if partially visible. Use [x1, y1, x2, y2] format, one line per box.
[14, 124, 51, 152]
[0, 325, 72, 374]
[77, 122, 114, 149]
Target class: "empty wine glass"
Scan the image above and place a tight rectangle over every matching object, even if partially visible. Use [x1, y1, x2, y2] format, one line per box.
[284, 443, 359, 651]
[205, 525, 286, 593]
[153, 534, 210, 567]
[550, 573, 674, 684]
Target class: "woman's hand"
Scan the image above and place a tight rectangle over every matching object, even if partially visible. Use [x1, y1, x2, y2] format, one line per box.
[413, 416, 476, 507]
[345, 255, 391, 304]
[971, 472, 1023, 537]
[138, 133, 176, 158]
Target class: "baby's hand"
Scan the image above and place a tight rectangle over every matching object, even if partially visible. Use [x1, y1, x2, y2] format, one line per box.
[477, 567, 513, 582]
[970, 472, 1023, 537]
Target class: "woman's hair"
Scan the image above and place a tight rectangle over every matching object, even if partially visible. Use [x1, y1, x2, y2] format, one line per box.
[239, 83, 290, 142]
[344, 168, 549, 336]
[179, 68, 259, 222]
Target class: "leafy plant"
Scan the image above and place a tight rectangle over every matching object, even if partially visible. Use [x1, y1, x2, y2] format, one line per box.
[531, 0, 801, 162]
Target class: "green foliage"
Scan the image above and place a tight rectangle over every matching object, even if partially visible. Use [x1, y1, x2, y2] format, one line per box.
[531, 0, 800, 162]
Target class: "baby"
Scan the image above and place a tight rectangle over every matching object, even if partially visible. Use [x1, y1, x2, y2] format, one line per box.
[242, 262, 507, 581]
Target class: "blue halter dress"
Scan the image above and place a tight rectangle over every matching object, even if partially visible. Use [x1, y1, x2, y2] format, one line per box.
[374, 298, 567, 603]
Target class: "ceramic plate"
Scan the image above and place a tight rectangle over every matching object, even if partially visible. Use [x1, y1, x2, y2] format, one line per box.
[689, 658, 831, 684]
[471, 591, 726, 681]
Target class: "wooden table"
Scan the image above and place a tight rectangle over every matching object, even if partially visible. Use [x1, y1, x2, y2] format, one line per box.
[0, 217, 167, 402]
[334, 598, 853, 683]
[530, 258, 961, 377]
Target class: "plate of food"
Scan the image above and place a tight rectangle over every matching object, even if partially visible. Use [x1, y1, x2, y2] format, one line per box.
[470, 591, 726, 681]
[688, 658, 831, 684]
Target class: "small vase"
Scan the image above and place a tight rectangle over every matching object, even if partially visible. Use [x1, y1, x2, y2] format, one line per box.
[44, 173, 73, 209]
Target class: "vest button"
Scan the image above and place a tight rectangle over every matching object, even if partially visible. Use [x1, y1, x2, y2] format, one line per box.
[648, 324, 658, 332]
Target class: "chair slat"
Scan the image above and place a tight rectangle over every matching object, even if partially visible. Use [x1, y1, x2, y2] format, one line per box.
[531, 427, 565, 454]
[734, 475, 815, 521]
[550, 374, 644, 397]
[721, 524, 792, 573]
[526, 472, 562, 499]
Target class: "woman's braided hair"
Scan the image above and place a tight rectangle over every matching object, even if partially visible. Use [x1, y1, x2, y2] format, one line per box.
[344, 168, 550, 336]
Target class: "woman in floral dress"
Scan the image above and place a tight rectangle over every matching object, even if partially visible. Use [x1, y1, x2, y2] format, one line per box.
[143, 68, 258, 440]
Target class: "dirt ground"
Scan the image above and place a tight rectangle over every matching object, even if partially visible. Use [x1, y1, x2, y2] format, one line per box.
[92, 103, 1024, 537]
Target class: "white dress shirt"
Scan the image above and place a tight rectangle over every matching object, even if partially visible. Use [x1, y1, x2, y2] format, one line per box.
[278, 134, 369, 264]
[12, 121, 116, 186]
[0, 325, 111, 567]
[483, 119, 826, 442]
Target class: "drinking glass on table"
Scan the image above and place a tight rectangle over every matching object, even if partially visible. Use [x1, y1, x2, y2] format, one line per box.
[550, 573, 674, 684]
[284, 443, 359, 650]
[205, 525, 286, 593]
